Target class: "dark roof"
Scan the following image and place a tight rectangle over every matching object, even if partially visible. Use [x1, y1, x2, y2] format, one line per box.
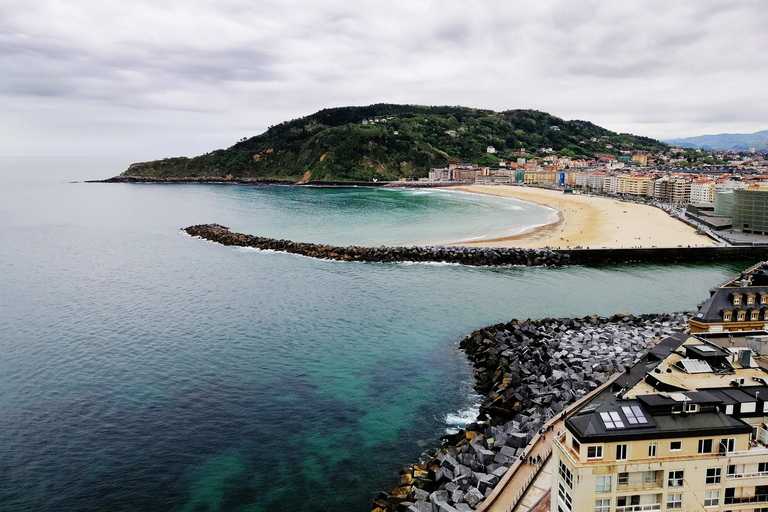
[704, 388, 757, 406]
[568, 400, 750, 443]
[566, 330, 757, 443]
[686, 344, 729, 359]
[613, 332, 688, 392]
[692, 262, 768, 323]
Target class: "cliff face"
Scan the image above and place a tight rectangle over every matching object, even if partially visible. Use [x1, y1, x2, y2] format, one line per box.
[119, 104, 667, 182]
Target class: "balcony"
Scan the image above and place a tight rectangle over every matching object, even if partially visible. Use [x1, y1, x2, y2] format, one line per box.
[617, 480, 664, 491]
[616, 504, 661, 512]
[724, 494, 768, 505]
[726, 470, 768, 480]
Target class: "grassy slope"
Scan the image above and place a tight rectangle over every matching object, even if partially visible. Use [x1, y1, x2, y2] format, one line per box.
[120, 104, 667, 181]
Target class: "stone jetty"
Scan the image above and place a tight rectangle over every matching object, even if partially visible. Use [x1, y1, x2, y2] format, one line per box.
[183, 224, 568, 267]
[372, 312, 689, 512]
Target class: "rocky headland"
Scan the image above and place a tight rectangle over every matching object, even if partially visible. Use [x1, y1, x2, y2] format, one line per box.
[373, 312, 689, 512]
[183, 224, 568, 266]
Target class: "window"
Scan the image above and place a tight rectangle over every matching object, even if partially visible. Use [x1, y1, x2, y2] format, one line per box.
[759, 462, 768, 473]
[643, 470, 659, 485]
[667, 493, 682, 509]
[572, 438, 580, 452]
[762, 294, 767, 304]
[685, 402, 698, 413]
[616, 444, 628, 461]
[558, 483, 573, 511]
[595, 499, 610, 512]
[668, 470, 684, 487]
[649, 442, 657, 457]
[670, 441, 682, 451]
[724, 311, 732, 321]
[748, 295, 756, 305]
[618, 496, 640, 507]
[618, 472, 629, 486]
[559, 460, 573, 488]
[587, 446, 603, 459]
[596, 475, 612, 493]
[738, 311, 746, 321]
[720, 438, 735, 453]
[753, 310, 760, 321]
[698, 439, 713, 453]
[706, 468, 721, 484]
[704, 490, 719, 507]
[727, 465, 736, 476]
[734, 295, 742, 305]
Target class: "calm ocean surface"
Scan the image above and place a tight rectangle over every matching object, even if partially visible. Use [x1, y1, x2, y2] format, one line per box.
[0, 158, 748, 511]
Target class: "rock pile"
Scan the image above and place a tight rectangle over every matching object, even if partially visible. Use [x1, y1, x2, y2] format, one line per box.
[183, 224, 568, 267]
[373, 312, 690, 512]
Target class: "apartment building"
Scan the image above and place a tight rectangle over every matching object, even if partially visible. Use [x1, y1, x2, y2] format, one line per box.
[553, 327, 768, 512]
[690, 181, 716, 204]
[689, 262, 768, 333]
[617, 176, 653, 197]
[654, 177, 691, 204]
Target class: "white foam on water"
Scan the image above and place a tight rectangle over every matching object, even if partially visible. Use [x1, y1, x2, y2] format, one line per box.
[444, 394, 483, 433]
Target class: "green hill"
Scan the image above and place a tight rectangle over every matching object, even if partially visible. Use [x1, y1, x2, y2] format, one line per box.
[118, 104, 667, 182]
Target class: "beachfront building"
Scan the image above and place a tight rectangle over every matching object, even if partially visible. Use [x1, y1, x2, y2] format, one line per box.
[690, 180, 716, 204]
[552, 327, 768, 512]
[524, 169, 557, 185]
[616, 175, 653, 197]
[689, 262, 768, 333]
[575, 172, 609, 191]
[733, 189, 768, 235]
[653, 177, 691, 203]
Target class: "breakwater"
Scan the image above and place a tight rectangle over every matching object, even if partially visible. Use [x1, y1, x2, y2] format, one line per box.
[183, 224, 568, 266]
[373, 312, 689, 512]
[184, 224, 768, 267]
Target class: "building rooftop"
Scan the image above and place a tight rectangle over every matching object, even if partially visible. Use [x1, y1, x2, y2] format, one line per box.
[691, 261, 768, 323]
[565, 330, 768, 443]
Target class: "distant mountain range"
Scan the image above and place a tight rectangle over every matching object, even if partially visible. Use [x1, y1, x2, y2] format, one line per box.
[116, 104, 667, 182]
[665, 130, 768, 151]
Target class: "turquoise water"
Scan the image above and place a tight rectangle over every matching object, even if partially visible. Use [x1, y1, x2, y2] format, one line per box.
[0, 158, 749, 511]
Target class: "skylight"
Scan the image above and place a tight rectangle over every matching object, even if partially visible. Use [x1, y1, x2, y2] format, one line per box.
[680, 359, 713, 374]
[599, 411, 625, 429]
[621, 405, 648, 425]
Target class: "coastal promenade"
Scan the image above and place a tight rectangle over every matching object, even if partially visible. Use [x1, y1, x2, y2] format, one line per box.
[478, 372, 623, 512]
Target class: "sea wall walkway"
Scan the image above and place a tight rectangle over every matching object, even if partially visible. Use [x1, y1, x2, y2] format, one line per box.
[478, 372, 622, 512]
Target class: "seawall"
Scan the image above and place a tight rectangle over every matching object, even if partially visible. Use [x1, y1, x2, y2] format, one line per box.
[372, 313, 689, 512]
[184, 224, 768, 267]
[560, 246, 768, 265]
[183, 224, 568, 267]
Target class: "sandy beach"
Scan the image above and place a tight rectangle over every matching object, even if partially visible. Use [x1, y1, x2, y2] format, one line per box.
[448, 185, 716, 249]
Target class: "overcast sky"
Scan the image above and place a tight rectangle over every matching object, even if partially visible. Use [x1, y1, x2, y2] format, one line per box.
[2, 0, 767, 160]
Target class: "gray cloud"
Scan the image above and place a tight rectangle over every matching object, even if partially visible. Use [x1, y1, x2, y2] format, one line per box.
[1, 0, 767, 160]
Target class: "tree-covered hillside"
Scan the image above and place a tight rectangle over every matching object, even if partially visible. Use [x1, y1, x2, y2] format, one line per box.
[118, 104, 667, 181]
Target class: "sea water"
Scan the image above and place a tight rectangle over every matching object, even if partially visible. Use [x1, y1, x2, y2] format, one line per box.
[0, 158, 747, 511]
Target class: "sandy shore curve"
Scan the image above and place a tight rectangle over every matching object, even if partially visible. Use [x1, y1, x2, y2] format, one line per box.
[447, 185, 715, 249]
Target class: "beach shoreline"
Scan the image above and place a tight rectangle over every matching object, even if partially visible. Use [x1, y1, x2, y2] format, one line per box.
[446, 185, 716, 249]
